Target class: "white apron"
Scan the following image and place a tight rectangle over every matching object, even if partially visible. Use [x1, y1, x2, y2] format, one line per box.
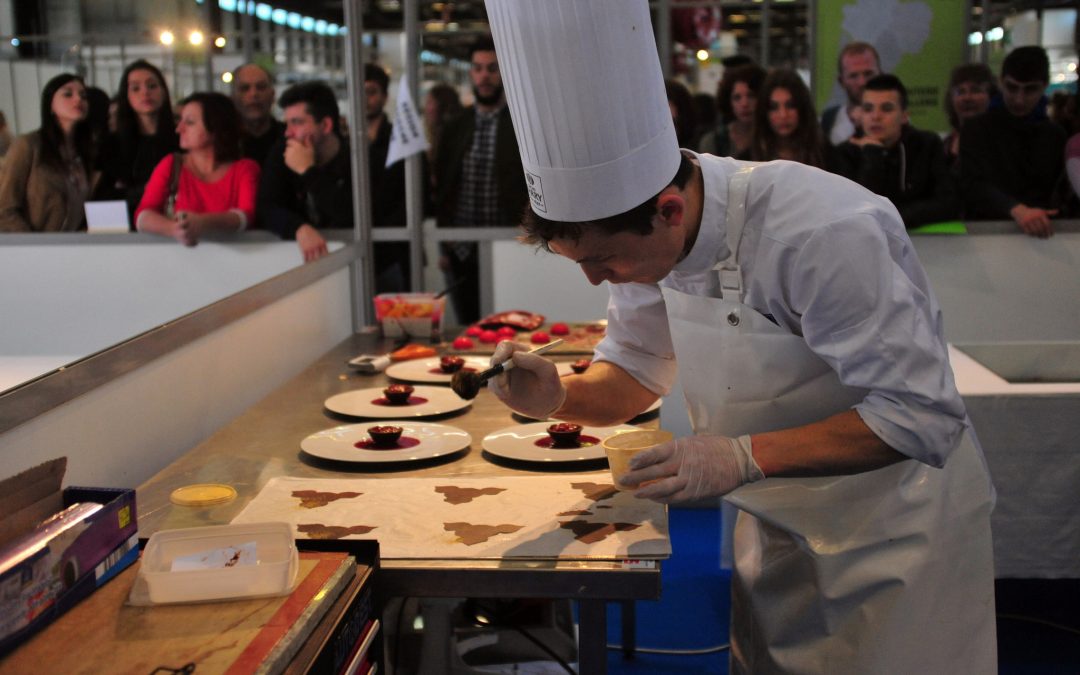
[660, 165, 997, 674]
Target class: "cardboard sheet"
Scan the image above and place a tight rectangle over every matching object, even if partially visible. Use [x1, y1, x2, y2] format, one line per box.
[232, 474, 670, 560]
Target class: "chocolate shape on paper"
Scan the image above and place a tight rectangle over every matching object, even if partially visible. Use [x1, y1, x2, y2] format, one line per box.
[298, 523, 377, 539]
[444, 522, 523, 545]
[435, 485, 506, 505]
[570, 482, 618, 502]
[559, 521, 640, 544]
[292, 490, 363, 509]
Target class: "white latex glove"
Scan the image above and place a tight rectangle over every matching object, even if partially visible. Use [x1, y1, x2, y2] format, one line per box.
[620, 434, 764, 503]
[487, 340, 567, 420]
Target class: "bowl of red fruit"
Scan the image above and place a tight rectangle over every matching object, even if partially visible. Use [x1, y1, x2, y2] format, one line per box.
[383, 384, 415, 405]
[547, 422, 584, 447]
[439, 355, 466, 373]
[367, 425, 404, 447]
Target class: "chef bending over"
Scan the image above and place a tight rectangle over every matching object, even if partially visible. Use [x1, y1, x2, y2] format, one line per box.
[482, 1, 997, 673]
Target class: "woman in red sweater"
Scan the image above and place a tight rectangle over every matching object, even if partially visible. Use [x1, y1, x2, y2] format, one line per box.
[135, 92, 259, 246]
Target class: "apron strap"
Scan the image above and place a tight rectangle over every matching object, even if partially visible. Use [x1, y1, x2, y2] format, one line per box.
[715, 165, 757, 301]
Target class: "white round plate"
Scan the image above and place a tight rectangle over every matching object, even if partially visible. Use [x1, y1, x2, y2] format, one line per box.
[301, 422, 472, 463]
[385, 356, 492, 384]
[513, 398, 661, 424]
[482, 422, 640, 463]
[324, 386, 471, 418]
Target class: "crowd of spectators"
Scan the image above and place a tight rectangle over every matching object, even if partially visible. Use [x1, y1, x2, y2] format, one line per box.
[0, 39, 1076, 302]
[679, 42, 1077, 238]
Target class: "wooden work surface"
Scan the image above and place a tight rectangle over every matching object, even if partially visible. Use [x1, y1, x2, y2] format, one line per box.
[130, 331, 662, 674]
[0, 553, 369, 675]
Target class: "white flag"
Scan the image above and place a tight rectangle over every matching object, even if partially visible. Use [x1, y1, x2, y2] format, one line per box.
[386, 74, 429, 167]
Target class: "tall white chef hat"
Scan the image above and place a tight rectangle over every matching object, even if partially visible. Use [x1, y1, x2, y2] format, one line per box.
[486, 0, 681, 223]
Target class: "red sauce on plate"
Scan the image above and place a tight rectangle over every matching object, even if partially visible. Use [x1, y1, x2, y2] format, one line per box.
[535, 434, 600, 449]
[354, 437, 423, 450]
[371, 396, 429, 406]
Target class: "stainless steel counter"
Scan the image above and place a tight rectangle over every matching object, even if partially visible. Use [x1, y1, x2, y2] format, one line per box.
[136, 331, 663, 674]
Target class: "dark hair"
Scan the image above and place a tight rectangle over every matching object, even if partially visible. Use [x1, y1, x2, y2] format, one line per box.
[863, 73, 908, 109]
[278, 80, 340, 133]
[364, 63, 390, 95]
[721, 54, 755, 70]
[425, 82, 464, 162]
[520, 154, 694, 248]
[427, 82, 463, 123]
[178, 92, 242, 163]
[470, 35, 496, 61]
[693, 92, 717, 131]
[1002, 45, 1050, 84]
[944, 63, 996, 129]
[837, 41, 881, 75]
[115, 60, 174, 144]
[39, 73, 93, 173]
[665, 79, 697, 148]
[716, 64, 767, 122]
[751, 69, 825, 169]
[85, 86, 111, 141]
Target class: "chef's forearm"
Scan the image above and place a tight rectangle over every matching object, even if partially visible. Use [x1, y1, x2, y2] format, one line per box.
[556, 361, 659, 427]
[751, 409, 907, 478]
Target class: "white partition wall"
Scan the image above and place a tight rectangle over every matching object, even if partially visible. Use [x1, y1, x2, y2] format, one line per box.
[0, 238, 353, 487]
[912, 233, 1080, 342]
[0, 240, 327, 391]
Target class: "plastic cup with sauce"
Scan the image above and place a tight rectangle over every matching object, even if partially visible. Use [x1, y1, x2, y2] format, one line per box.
[602, 429, 673, 491]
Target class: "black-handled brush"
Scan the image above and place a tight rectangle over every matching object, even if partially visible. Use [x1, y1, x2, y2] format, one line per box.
[450, 339, 565, 400]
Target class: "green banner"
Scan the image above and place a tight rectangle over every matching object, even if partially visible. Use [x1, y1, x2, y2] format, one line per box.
[814, 0, 966, 133]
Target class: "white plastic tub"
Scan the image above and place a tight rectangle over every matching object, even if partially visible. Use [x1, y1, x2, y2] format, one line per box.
[140, 522, 298, 604]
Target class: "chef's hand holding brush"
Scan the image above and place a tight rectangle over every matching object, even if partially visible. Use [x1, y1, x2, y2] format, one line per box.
[486, 340, 567, 420]
[620, 435, 765, 503]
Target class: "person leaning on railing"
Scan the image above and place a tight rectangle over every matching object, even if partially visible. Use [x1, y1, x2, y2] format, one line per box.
[134, 92, 259, 246]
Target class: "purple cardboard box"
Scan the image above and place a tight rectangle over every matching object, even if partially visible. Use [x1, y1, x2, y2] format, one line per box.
[0, 458, 138, 656]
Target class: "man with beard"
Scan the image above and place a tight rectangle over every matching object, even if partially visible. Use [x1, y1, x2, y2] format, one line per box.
[233, 63, 285, 165]
[434, 35, 527, 323]
[363, 63, 409, 291]
[257, 81, 346, 262]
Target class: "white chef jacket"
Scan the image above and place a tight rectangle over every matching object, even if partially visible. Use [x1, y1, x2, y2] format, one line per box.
[593, 152, 968, 467]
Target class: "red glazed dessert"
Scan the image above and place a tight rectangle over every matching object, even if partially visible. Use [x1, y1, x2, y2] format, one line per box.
[530, 331, 551, 344]
[550, 322, 570, 336]
[547, 422, 583, 447]
[383, 384, 415, 405]
[570, 359, 592, 374]
[368, 425, 403, 447]
[479, 329, 499, 344]
[465, 325, 483, 337]
[439, 355, 466, 373]
[496, 326, 517, 339]
[452, 336, 474, 350]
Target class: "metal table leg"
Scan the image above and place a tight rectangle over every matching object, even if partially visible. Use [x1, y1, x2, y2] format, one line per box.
[578, 599, 607, 674]
[620, 600, 636, 658]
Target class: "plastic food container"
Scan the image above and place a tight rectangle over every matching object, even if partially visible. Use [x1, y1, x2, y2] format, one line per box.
[140, 522, 298, 604]
[374, 292, 445, 339]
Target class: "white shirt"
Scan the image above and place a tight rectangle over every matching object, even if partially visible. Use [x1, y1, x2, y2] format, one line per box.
[594, 153, 968, 467]
[826, 104, 857, 145]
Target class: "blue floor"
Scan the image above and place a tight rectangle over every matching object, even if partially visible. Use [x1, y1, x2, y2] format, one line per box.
[604, 508, 1080, 674]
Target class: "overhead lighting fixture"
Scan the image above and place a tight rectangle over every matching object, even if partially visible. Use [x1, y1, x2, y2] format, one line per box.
[214, 36, 227, 48]
[222, 71, 233, 83]
[696, 49, 709, 62]
[189, 30, 204, 46]
[159, 30, 175, 46]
